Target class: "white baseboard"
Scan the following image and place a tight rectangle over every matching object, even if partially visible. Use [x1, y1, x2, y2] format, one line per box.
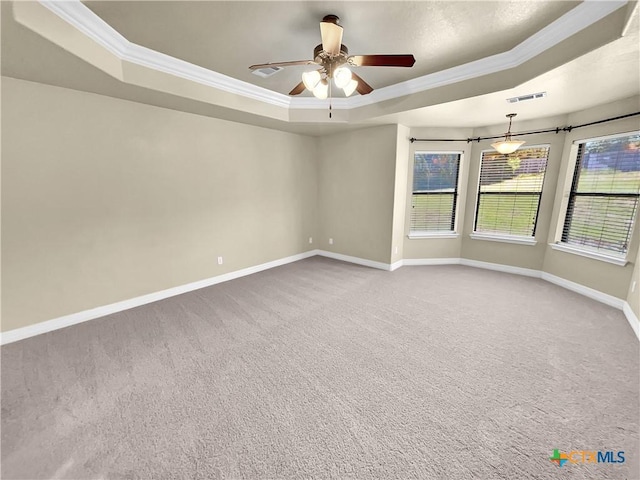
[403, 257, 636, 340]
[460, 258, 542, 278]
[316, 250, 392, 271]
[3, 249, 637, 344]
[0, 250, 318, 346]
[402, 258, 461, 266]
[389, 260, 404, 271]
[540, 272, 625, 309]
[623, 302, 640, 340]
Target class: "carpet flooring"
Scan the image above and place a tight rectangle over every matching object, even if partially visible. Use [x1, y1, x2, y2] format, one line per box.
[1, 257, 638, 479]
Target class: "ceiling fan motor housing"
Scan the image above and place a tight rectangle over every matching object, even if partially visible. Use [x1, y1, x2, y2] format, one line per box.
[249, 13, 414, 97]
[314, 44, 349, 76]
[322, 14, 340, 25]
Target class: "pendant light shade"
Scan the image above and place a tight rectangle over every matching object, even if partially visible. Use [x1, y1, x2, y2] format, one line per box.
[491, 140, 526, 154]
[491, 113, 525, 154]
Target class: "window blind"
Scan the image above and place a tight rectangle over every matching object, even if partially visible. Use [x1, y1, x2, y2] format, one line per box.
[474, 146, 550, 237]
[561, 133, 640, 256]
[411, 152, 461, 232]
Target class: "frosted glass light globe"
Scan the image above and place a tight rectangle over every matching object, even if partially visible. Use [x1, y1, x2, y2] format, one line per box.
[333, 67, 352, 89]
[313, 80, 328, 99]
[343, 79, 358, 97]
[302, 70, 321, 91]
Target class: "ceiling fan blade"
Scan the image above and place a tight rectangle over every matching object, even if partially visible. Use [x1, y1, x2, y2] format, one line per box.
[249, 60, 316, 70]
[320, 17, 343, 55]
[349, 54, 416, 67]
[289, 82, 306, 96]
[351, 72, 373, 95]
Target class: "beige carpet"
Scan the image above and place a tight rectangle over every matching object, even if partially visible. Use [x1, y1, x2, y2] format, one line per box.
[2, 257, 638, 479]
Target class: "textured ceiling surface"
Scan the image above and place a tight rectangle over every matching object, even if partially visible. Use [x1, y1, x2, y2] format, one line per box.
[370, 13, 640, 128]
[83, 1, 579, 95]
[2, 1, 639, 134]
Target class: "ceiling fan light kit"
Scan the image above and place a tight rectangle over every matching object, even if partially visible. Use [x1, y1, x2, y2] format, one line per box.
[333, 66, 352, 89]
[313, 79, 329, 100]
[302, 70, 321, 91]
[306, 66, 353, 98]
[343, 78, 358, 97]
[249, 14, 416, 114]
[491, 113, 526, 154]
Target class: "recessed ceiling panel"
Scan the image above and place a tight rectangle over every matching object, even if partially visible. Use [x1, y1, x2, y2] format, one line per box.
[83, 1, 580, 95]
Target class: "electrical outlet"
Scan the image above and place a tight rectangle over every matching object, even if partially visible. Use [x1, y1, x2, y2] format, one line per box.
[633, 281, 637, 292]
[309, 237, 313, 244]
[394, 246, 398, 254]
[329, 238, 334, 245]
[217, 256, 223, 265]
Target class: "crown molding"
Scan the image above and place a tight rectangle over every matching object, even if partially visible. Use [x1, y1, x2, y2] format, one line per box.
[39, 0, 627, 113]
[39, 0, 292, 109]
[124, 43, 292, 108]
[40, 0, 129, 56]
[299, 0, 627, 110]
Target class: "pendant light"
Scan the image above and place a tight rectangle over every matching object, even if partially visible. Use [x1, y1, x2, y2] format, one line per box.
[491, 113, 525, 154]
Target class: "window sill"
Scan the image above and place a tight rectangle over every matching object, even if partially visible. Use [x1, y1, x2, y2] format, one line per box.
[470, 233, 537, 246]
[549, 243, 628, 266]
[408, 232, 459, 239]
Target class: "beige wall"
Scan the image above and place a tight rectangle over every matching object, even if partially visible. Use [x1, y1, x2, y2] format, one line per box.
[317, 124, 398, 264]
[403, 128, 474, 260]
[1, 77, 317, 332]
[2, 77, 637, 334]
[461, 117, 567, 270]
[543, 97, 640, 298]
[402, 103, 638, 301]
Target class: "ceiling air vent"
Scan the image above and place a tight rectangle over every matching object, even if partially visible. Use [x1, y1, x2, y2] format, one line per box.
[507, 92, 547, 104]
[251, 66, 283, 78]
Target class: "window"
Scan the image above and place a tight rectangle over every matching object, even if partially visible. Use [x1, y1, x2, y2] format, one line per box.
[474, 146, 550, 238]
[561, 132, 640, 257]
[410, 152, 461, 234]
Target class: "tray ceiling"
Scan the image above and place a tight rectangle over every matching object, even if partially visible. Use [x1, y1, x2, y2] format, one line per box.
[2, 1, 638, 133]
[82, 1, 580, 96]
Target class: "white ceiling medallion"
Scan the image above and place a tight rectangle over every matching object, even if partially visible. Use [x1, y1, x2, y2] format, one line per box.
[37, 0, 627, 112]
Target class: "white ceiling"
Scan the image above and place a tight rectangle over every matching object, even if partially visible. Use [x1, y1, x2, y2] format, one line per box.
[82, 1, 580, 96]
[2, 1, 639, 134]
[370, 12, 640, 128]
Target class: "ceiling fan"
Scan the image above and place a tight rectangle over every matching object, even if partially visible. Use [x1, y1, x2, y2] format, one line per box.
[249, 14, 416, 99]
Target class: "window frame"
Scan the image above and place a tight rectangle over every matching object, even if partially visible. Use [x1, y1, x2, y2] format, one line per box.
[554, 130, 640, 264]
[472, 144, 551, 244]
[408, 150, 463, 238]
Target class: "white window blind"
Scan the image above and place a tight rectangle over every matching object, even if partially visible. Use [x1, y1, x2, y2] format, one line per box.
[474, 146, 550, 237]
[561, 132, 640, 256]
[410, 152, 461, 232]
